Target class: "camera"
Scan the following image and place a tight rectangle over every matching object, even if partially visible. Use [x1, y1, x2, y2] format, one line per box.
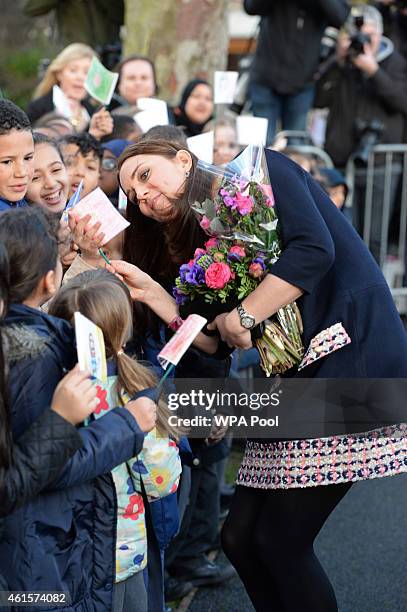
[353, 119, 384, 165]
[347, 15, 371, 60]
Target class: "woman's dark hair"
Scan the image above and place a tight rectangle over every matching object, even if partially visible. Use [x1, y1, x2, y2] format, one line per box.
[33, 132, 64, 162]
[116, 54, 159, 95]
[118, 138, 208, 335]
[0, 242, 12, 471]
[0, 207, 59, 304]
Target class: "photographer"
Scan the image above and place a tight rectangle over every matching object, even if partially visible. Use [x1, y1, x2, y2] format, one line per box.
[375, 0, 407, 61]
[244, 0, 350, 144]
[315, 5, 407, 262]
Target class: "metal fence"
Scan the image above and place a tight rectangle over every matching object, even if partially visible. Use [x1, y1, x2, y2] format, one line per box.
[345, 144, 407, 315]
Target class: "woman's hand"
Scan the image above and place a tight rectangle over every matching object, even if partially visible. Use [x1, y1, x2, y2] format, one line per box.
[107, 260, 155, 302]
[68, 211, 105, 265]
[207, 311, 252, 350]
[88, 107, 114, 140]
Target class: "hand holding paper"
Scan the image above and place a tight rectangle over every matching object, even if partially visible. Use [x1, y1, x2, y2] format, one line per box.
[69, 187, 129, 245]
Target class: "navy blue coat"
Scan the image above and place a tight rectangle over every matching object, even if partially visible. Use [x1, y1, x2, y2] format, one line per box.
[263, 151, 407, 435]
[267, 149, 407, 379]
[0, 304, 145, 611]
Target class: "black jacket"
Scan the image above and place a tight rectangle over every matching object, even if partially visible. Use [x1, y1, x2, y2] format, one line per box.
[315, 38, 407, 167]
[26, 90, 96, 125]
[0, 409, 82, 518]
[244, 0, 350, 94]
[0, 305, 145, 611]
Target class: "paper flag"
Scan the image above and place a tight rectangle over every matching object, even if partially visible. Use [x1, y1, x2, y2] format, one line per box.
[187, 132, 214, 164]
[158, 315, 207, 369]
[61, 179, 83, 222]
[214, 71, 239, 105]
[74, 311, 107, 381]
[71, 187, 129, 245]
[137, 97, 169, 123]
[118, 188, 127, 211]
[236, 115, 268, 146]
[84, 56, 119, 105]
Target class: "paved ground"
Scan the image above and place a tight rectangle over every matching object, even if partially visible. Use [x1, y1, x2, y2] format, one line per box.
[186, 474, 407, 612]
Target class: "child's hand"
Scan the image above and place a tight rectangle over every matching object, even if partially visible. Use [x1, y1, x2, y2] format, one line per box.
[61, 243, 79, 268]
[68, 212, 105, 263]
[51, 364, 98, 425]
[126, 397, 157, 433]
[88, 107, 114, 140]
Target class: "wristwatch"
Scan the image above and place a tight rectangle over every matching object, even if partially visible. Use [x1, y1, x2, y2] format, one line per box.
[237, 304, 256, 330]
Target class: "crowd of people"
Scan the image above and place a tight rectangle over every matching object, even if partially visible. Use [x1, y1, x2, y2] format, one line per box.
[0, 1, 406, 612]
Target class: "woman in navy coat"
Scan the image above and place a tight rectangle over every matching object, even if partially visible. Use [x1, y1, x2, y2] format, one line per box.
[115, 142, 407, 612]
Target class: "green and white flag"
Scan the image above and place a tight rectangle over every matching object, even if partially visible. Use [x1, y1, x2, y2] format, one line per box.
[84, 57, 118, 105]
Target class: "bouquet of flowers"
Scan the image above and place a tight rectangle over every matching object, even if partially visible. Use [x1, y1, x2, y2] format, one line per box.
[173, 145, 304, 376]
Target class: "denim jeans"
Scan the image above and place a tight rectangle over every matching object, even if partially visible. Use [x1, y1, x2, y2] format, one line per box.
[249, 82, 315, 144]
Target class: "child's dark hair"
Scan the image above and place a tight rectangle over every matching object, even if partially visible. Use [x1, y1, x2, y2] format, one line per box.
[49, 269, 181, 440]
[142, 125, 187, 145]
[33, 132, 64, 162]
[0, 207, 59, 304]
[59, 132, 103, 162]
[101, 115, 140, 143]
[0, 100, 31, 136]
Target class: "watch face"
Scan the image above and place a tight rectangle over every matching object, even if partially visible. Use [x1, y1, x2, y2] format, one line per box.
[242, 315, 255, 329]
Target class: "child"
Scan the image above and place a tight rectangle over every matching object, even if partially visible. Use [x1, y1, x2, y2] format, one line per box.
[212, 118, 240, 167]
[314, 167, 348, 210]
[49, 269, 182, 612]
[59, 131, 102, 198]
[26, 133, 69, 214]
[99, 139, 131, 206]
[0, 206, 158, 610]
[0, 99, 34, 211]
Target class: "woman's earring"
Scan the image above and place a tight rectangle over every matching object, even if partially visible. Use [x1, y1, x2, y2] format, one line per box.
[185, 170, 190, 178]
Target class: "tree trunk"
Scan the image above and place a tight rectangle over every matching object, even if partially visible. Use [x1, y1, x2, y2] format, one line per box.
[124, 0, 229, 103]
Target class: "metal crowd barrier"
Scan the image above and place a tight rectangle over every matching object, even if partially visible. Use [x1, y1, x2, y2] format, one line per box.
[345, 144, 407, 315]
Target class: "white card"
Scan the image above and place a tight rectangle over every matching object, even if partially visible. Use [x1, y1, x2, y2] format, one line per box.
[158, 315, 207, 369]
[71, 187, 130, 245]
[52, 85, 72, 119]
[236, 115, 268, 146]
[134, 100, 169, 133]
[74, 311, 107, 381]
[214, 71, 239, 104]
[187, 131, 214, 164]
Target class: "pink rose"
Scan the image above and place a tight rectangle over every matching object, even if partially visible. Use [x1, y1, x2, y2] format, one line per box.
[194, 248, 206, 259]
[228, 245, 246, 258]
[235, 192, 254, 216]
[200, 216, 210, 230]
[205, 262, 233, 289]
[205, 238, 219, 249]
[249, 262, 265, 279]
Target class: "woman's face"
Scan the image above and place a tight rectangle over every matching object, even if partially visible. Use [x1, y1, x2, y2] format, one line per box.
[119, 152, 191, 221]
[57, 56, 92, 101]
[27, 143, 69, 213]
[119, 60, 156, 105]
[184, 84, 213, 125]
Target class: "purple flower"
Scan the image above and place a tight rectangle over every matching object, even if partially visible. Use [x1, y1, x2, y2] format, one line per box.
[252, 257, 266, 270]
[179, 263, 191, 283]
[223, 195, 237, 209]
[185, 262, 205, 285]
[172, 287, 188, 305]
